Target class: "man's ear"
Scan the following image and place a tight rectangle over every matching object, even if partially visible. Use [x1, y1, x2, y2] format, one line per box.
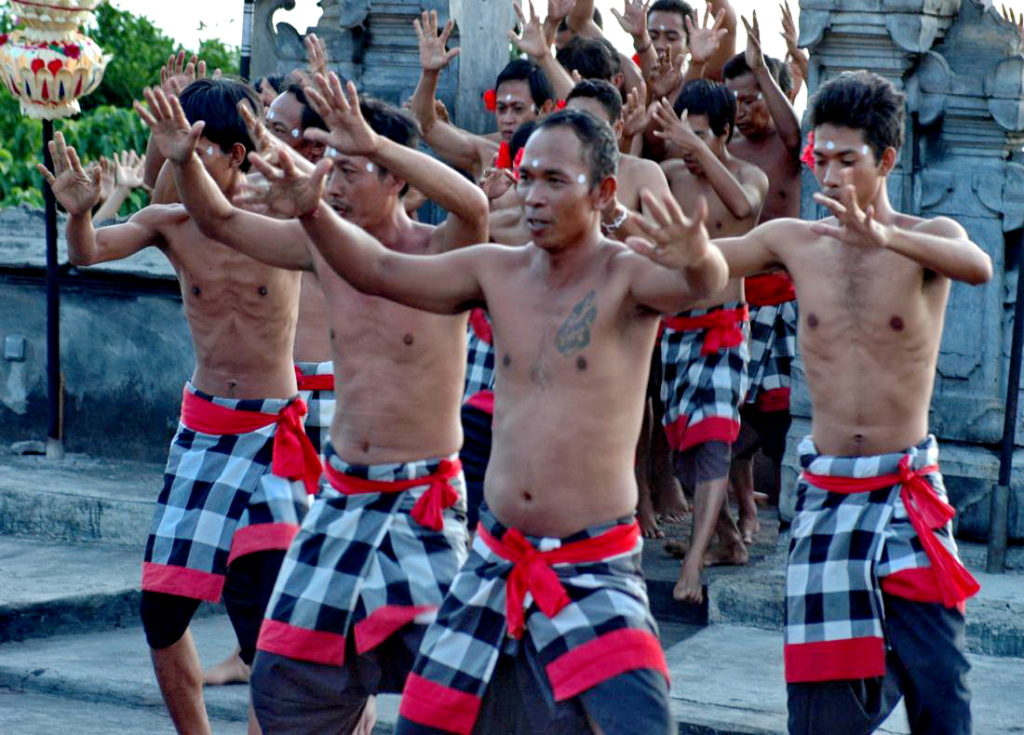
[879, 146, 897, 175]
[591, 174, 617, 212]
[612, 72, 625, 90]
[613, 119, 625, 141]
[383, 170, 407, 197]
[230, 142, 247, 169]
[538, 99, 557, 117]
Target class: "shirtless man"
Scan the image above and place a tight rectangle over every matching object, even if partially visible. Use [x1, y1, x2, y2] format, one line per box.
[411, 10, 555, 180]
[239, 105, 727, 734]
[40, 79, 320, 735]
[722, 16, 803, 541]
[142, 76, 488, 733]
[680, 71, 990, 735]
[654, 79, 768, 603]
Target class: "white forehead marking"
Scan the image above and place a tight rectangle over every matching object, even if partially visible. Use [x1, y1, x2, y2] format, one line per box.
[576, 174, 587, 184]
[824, 140, 835, 150]
[290, 128, 302, 139]
[756, 92, 764, 101]
[505, 94, 513, 102]
[206, 146, 216, 156]
[861, 145, 870, 155]
[531, 159, 540, 168]
[327, 147, 338, 158]
[365, 162, 376, 173]
[266, 110, 277, 120]
[656, 24, 668, 30]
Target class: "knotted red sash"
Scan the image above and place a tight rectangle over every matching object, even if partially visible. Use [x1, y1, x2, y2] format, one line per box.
[478, 522, 640, 639]
[802, 456, 980, 608]
[324, 457, 462, 532]
[745, 273, 796, 307]
[294, 364, 335, 392]
[663, 305, 750, 356]
[181, 388, 322, 494]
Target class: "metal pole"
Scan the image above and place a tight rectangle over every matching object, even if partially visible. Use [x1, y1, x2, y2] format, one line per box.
[240, 0, 255, 81]
[987, 228, 1024, 573]
[42, 118, 64, 460]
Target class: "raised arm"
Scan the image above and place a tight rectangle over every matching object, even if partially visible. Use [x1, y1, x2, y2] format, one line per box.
[511, 0, 574, 101]
[653, 101, 765, 219]
[699, 0, 737, 80]
[238, 151, 488, 314]
[304, 73, 489, 252]
[39, 133, 163, 265]
[812, 185, 992, 286]
[622, 190, 729, 313]
[410, 11, 496, 176]
[136, 86, 312, 271]
[744, 12, 801, 154]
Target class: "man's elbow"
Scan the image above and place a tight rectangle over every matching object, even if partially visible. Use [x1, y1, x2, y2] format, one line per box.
[965, 252, 993, 286]
[67, 250, 95, 267]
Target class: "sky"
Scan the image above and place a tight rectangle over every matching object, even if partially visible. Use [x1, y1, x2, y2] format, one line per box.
[112, 0, 1022, 63]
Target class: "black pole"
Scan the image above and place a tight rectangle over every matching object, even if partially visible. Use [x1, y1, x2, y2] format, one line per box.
[42, 118, 64, 460]
[240, 0, 255, 81]
[987, 228, 1024, 573]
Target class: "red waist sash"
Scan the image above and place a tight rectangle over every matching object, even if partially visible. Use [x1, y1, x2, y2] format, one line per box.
[294, 365, 335, 392]
[746, 272, 796, 306]
[663, 305, 749, 356]
[469, 308, 493, 344]
[801, 456, 980, 608]
[324, 457, 462, 532]
[478, 521, 640, 640]
[181, 388, 322, 494]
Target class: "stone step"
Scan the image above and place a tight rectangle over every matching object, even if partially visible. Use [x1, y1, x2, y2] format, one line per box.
[2, 614, 1021, 735]
[707, 557, 1024, 658]
[0, 536, 218, 644]
[0, 453, 163, 547]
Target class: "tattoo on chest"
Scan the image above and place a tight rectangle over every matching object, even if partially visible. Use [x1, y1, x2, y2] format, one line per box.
[555, 291, 597, 356]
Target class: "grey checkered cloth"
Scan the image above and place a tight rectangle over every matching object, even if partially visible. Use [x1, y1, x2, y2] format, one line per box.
[784, 434, 973, 683]
[745, 301, 797, 409]
[142, 383, 309, 603]
[395, 506, 669, 735]
[660, 301, 750, 451]
[295, 360, 336, 462]
[463, 309, 495, 404]
[256, 441, 470, 666]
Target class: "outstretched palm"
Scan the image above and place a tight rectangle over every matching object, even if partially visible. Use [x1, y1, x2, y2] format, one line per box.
[303, 73, 380, 157]
[135, 86, 203, 165]
[37, 132, 101, 216]
[235, 150, 331, 220]
[686, 6, 727, 65]
[742, 12, 766, 73]
[611, 0, 650, 39]
[415, 10, 460, 73]
[627, 189, 711, 271]
[510, 0, 549, 59]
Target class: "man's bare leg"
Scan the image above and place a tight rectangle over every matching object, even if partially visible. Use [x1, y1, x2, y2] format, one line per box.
[151, 628, 213, 735]
[636, 399, 664, 539]
[247, 706, 262, 735]
[651, 425, 690, 523]
[729, 457, 761, 545]
[202, 646, 250, 685]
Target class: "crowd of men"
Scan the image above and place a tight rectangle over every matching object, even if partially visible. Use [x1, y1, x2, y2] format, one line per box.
[38, 1, 993, 733]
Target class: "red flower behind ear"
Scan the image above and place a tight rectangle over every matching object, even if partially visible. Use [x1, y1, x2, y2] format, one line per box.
[631, 53, 641, 66]
[801, 131, 816, 169]
[496, 141, 512, 169]
[512, 147, 525, 180]
[555, 99, 567, 109]
[483, 89, 497, 111]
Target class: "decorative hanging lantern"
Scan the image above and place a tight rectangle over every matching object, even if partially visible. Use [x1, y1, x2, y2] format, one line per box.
[0, 0, 110, 119]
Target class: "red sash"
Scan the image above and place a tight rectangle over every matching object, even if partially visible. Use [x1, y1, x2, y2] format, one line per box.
[745, 272, 796, 306]
[294, 364, 335, 392]
[324, 458, 462, 532]
[802, 456, 980, 608]
[478, 522, 640, 639]
[181, 388, 322, 494]
[663, 305, 749, 356]
[468, 309, 493, 344]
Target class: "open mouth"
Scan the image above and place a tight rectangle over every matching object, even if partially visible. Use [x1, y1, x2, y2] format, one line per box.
[525, 217, 550, 233]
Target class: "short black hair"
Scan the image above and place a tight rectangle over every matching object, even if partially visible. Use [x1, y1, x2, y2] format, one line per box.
[722, 54, 793, 96]
[556, 6, 602, 32]
[810, 70, 905, 160]
[358, 96, 421, 195]
[673, 79, 736, 141]
[284, 84, 327, 132]
[649, 0, 696, 38]
[556, 36, 619, 82]
[567, 79, 623, 123]
[495, 59, 555, 108]
[257, 74, 285, 95]
[531, 108, 618, 185]
[510, 120, 539, 161]
[179, 78, 261, 171]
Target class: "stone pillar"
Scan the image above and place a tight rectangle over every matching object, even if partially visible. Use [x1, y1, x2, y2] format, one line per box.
[252, 0, 513, 135]
[788, 1, 1024, 540]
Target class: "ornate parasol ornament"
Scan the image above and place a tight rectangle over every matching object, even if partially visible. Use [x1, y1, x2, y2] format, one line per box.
[0, 0, 110, 119]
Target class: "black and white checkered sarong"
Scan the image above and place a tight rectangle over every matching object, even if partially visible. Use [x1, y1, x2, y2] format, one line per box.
[295, 360, 336, 462]
[745, 301, 797, 409]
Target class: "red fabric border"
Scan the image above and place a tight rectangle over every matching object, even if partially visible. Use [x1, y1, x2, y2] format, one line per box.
[256, 618, 347, 666]
[784, 636, 886, 683]
[664, 415, 741, 452]
[399, 672, 482, 735]
[756, 387, 791, 413]
[353, 604, 436, 654]
[464, 390, 495, 414]
[141, 561, 224, 603]
[227, 522, 299, 565]
[546, 628, 670, 701]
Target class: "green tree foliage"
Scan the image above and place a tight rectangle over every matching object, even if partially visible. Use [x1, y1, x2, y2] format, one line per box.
[0, 5, 239, 210]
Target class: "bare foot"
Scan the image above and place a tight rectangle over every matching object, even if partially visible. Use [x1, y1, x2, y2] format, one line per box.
[203, 650, 250, 686]
[753, 490, 769, 505]
[639, 499, 664, 539]
[739, 513, 761, 546]
[703, 540, 749, 567]
[664, 538, 690, 558]
[653, 468, 690, 516]
[672, 558, 704, 604]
